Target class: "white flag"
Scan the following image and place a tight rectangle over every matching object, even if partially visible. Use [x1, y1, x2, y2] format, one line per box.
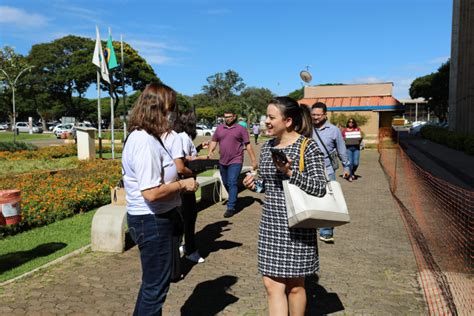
[92, 26, 110, 83]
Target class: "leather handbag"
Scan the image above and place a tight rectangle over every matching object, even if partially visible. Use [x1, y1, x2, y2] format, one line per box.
[284, 138, 350, 229]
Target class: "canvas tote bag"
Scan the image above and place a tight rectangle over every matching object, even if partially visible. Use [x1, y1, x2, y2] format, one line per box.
[283, 138, 350, 229]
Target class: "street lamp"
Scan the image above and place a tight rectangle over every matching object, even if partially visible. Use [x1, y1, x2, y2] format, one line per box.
[0, 66, 34, 142]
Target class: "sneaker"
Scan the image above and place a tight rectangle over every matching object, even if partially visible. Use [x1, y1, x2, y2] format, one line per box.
[319, 234, 335, 243]
[224, 209, 234, 218]
[179, 245, 185, 256]
[186, 251, 205, 263]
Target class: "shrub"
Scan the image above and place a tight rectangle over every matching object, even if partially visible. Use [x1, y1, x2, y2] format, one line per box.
[0, 141, 38, 152]
[0, 145, 77, 161]
[420, 125, 473, 155]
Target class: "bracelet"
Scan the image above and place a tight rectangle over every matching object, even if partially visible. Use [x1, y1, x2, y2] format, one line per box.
[177, 180, 184, 192]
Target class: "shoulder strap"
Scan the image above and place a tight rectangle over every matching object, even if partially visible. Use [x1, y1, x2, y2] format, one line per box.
[299, 137, 310, 172]
[314, 127, 336, 165]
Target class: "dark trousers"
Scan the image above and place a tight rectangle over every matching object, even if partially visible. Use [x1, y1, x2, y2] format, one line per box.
[127, 212, 173, 316]
[181, 192, 198, 254]
[254, 133, 259, 144]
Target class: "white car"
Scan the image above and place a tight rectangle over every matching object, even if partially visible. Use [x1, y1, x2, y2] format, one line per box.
[409, 121, 427, 135]
[53, 123, 75, 138]
[15, 122, 43, 133]
[196, 125, 213, 136]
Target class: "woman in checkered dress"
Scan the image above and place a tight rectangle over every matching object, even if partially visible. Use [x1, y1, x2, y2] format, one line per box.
[243, 97, 326, 315]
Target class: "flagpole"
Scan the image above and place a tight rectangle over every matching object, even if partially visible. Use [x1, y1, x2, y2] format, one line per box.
[121, 34, 127, 142]
[109, 27, 115, 160]
[97, 70, 103, 159]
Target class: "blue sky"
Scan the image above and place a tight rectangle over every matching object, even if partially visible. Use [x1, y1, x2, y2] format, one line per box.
[0, 0, 452, 99]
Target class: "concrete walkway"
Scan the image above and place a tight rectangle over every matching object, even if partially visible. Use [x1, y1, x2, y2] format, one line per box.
[0, 150, 427, 315]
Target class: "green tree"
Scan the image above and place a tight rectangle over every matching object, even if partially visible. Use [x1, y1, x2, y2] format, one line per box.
[239, 87, 275, 123]
[288, 87, 304, 100]
[409, 61, 449, 121]
[22, 35, 158, 123]
[330, 113, 369, 128]
[0, 46, 31, 122]
[196, 106, 216, 124]
[202, 69, 245, 106]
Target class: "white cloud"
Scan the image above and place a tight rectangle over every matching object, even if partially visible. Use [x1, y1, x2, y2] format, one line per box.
[128, 38, 186, 65]
[0, 6, 48, 28]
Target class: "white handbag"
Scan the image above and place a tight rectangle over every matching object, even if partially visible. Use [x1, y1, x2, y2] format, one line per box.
[284, 138, 350, 229]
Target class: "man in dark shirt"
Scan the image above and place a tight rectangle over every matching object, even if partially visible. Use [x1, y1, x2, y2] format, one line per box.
[208, 110, 258, 218]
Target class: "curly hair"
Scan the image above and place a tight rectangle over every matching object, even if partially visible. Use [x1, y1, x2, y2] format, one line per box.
[127, 83, 177, 139]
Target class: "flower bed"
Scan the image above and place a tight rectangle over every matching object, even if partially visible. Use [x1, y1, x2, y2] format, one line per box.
[0, 145, 77, 161]
[0, 159, 121, 238]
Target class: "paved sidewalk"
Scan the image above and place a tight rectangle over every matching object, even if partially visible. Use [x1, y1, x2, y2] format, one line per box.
[0, 150, 427, 315]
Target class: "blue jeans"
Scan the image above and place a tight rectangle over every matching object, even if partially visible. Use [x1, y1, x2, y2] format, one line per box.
[127, 213, 173, 316]
[320, 172, 336, 237]
[346, 146, 360, 177]
[219, 163, 242, 211]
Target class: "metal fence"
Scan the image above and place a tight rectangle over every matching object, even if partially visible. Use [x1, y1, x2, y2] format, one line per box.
[377, 127, 473, 315]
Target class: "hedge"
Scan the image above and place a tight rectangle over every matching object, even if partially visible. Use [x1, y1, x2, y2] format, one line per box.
[420, 125, 474, 155]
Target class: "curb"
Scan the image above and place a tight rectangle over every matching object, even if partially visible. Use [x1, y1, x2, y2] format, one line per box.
[0, 244, 91, 287]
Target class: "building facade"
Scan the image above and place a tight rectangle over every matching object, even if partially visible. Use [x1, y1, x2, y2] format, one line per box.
[298, 83, 403, 142]
[449, 0, 474, 135]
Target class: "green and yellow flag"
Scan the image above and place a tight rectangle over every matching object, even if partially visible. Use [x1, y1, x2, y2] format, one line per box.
[104, 34, 119, 70]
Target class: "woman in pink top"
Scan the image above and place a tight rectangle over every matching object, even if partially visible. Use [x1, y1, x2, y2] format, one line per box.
[342, 118, 362, 181]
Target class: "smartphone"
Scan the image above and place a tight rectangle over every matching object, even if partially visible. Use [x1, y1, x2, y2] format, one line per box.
[270, 148, 288, 164]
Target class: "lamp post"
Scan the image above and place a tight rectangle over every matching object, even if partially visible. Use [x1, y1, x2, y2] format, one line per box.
[0, 66, 34, 142]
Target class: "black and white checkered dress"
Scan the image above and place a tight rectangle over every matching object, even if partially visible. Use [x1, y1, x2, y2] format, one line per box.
[258, 135, 326, 278]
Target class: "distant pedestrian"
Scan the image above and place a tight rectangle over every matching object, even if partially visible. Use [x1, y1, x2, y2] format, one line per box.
[208, 110, 258, 218]
[243, 96, 326, 316]
[252, 123, 261, 144]
[342, 118, 363, 181]
[311, 102, 350, 243]
[238, 117, 248, 128]
[122, 83, 198, 315]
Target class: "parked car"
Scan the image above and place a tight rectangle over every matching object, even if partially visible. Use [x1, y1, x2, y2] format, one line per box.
[15, 122, 43, 133]
[196, 125, 213, 136]
[77, 122, 94, 128]
[409, 121, 427, 135]
[47, 121, 60, 131]
[0, 122, 9, 131]
[53, 123, 75, 138]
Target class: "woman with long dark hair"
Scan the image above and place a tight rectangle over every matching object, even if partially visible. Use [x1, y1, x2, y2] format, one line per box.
[175, 110, 206, 263]
[342, 118, 363, 181]
[243, 97, 326, 315]
[123, 83, 198, 315]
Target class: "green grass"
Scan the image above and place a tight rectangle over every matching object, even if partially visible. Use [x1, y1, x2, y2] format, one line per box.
[0, 210, 96, 283]
[0, 132, 55, 142]
[0, 157, 79, 176]
[96, 152, 122, 159]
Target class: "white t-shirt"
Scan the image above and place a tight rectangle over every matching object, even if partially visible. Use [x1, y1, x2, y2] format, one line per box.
[122, 130, 181, 215]
[178, 132, 198, 157]
[161, 131, 184, 160]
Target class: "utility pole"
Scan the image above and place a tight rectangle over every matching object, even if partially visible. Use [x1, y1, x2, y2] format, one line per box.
[0, 66, 34, 143]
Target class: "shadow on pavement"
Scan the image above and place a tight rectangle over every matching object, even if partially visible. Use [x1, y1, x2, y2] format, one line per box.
[0, 242, 67, 274]
[180, 221, 243, 278]
[180, 275, 239, 315]
[305, 274, 344, 315]
[234, 196, 263, 215]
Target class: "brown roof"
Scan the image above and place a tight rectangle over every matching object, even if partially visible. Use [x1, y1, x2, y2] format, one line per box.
[298, 96, 401, 109]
